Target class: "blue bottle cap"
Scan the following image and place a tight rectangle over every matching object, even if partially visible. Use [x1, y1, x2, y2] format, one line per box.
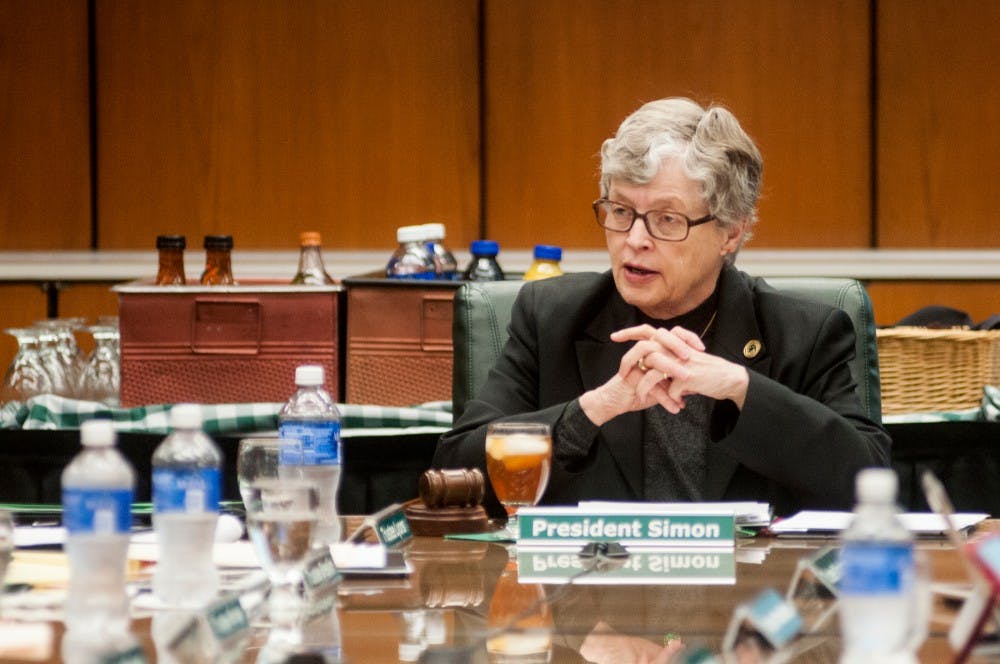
[533, 244, 562, 261]
[470, 240, 499, 256]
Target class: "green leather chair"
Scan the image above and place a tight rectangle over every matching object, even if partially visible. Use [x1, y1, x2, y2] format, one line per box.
[451, 276, 882, 423]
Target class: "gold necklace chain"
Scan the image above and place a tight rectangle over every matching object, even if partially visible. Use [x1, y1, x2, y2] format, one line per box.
[699, 310, 718, 339]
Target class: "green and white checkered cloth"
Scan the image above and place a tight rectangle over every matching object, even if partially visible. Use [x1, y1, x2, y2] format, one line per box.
[0, 394, 453, 435]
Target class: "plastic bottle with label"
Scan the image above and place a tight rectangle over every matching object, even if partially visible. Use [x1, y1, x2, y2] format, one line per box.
[200, 234, 235, 285]
[838, 468, 921, 663]
[155, 235, 187, 285]
[278, 364, 343, 546]
[152, 403, 222, 608]
[292, 231, 335, 285]
[386, 225, 436, 279]
[61, 419, 139, 663]
[422, 223, 458, 280]
[462, 240, 505, 281]
[524, 244, 563, 281]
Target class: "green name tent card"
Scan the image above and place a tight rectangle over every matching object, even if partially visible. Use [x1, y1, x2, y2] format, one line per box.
[516, 507, 735, 547]
[517, 548, 736, 585]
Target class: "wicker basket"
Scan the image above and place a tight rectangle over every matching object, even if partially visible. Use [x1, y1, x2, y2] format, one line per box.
[876, 326, 1000, 415]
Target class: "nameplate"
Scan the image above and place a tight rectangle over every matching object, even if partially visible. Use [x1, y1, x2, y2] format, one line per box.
[517, 548, 736, 585]
[787, 545, 841, 600]
[347, 502, 413, 548]
[303, 549, 341, 596]
[101, 646, 147, 664]
[516, 507, 735, 547]
[205, 594, 250, 642]
[723, 587, 802, 652]
[374, 508, 413, 548]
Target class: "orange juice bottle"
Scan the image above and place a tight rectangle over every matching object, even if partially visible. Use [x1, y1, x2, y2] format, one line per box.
[523, 245, 563, 281]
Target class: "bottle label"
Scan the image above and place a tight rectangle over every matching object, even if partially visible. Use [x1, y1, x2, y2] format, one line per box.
[387, 272, 436, 280]
[62, 487, 133, 534]
[279, 421, 341, 465]
[840, 542, 914, 594]
[152, 467, 221, 513]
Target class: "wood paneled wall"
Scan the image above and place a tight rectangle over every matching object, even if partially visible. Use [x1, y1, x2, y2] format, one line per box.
[877, 0, 1000, 247]
[0, 0, 90, 249]
[3, 0, 998, 253]
[96, 0, 480, 250]
[484, 0, 872, 249]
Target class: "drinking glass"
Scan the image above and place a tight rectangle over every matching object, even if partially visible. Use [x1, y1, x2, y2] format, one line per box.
[486, 555, 553, 662]
[244, 479, 319, 650]
[237, 438, 304, 508]
[485, 422, 552, 538]
[76, 325, 120, 406]
[35, 326, 72, 397]
[2, 328, 53, 404]
[35, 318, 86, 397]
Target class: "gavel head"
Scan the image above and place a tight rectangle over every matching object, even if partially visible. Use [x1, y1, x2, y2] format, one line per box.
[419, 468, 486, 509]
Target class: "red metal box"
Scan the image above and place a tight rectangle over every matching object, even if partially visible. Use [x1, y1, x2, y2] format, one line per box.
[115, 280, 343, 406]
[342, 274, 460, 407]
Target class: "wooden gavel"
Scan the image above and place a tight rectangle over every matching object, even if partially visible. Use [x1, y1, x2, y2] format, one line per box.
[418, 468, 486, 508]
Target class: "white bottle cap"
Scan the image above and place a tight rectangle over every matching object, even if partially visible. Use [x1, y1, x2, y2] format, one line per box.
[295, 364, 325, 386]
[170, 403, 204, 429]
[397, 225, 427, 243]
[80, 419, 116, 447]
[856, 467, 897, 503]
[422, 222, 445, 240]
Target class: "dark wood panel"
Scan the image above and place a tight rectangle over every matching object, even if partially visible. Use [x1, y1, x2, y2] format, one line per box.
[96, 0, 480, 252]
[866, 281, 1000, 327]
[484, 0, 871, 250]
[877, 0, 1000, 248]
[0, 0, 90, 249]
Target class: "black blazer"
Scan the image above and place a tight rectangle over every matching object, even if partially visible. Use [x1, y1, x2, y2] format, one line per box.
[433, 267, 891, 516]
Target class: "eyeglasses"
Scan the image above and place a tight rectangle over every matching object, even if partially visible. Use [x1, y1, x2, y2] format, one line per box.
[592, 198, 716, 242]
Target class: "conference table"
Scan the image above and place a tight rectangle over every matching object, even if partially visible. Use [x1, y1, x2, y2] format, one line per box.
[2, 518, 998, 663]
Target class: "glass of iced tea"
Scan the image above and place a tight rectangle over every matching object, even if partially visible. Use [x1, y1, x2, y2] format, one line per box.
[485, 422, 552, 537]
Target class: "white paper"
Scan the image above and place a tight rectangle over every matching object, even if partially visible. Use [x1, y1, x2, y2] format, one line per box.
[13, 526, 66, 548]
[579, 501, 772, 526]
[770, 510, 989, 535]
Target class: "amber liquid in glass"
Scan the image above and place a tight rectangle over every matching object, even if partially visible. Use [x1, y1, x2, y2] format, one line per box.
[155, 248, 186, 285]
[487, 558, 553, 660]
[201, 248, 234, 285]
[485, 434, 552, 516]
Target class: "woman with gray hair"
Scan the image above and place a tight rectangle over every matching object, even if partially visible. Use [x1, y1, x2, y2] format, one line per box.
[434, 97, 889, 517]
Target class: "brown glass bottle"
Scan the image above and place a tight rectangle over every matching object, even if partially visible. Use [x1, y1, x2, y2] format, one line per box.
[200, 235, 235, 285]
[154, 235, 186, 285]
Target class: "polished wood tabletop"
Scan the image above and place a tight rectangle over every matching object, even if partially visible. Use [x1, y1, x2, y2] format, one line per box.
[3, 520, 999, 663]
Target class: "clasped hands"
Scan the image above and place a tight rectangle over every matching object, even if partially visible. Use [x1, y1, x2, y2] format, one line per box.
[580, 323, 749, 427]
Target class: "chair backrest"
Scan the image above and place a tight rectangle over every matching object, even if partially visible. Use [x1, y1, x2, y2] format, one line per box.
[452, 276, 882, 422]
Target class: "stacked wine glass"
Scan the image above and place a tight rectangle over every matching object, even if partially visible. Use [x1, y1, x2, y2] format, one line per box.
[1, 316, 120, 406]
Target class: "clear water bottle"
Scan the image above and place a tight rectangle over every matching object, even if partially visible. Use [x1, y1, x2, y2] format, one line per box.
[386, 225, 436, 279]
[61, 419, 138, 662]
[422, 222, 458, 280]
[152, 403, 222, 608]
[462, 240, 505, 281]
[279, 364, 343, 546]
[838, 468, 921, 663]
[292, 231, 335, 285]
[524, 244, 564, 281]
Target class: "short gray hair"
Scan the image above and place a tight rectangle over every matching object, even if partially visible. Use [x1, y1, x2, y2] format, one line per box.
[600, 98, 763, 254]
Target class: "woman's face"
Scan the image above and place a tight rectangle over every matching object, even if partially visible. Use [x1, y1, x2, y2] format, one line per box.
[605, 159, 745, 320]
